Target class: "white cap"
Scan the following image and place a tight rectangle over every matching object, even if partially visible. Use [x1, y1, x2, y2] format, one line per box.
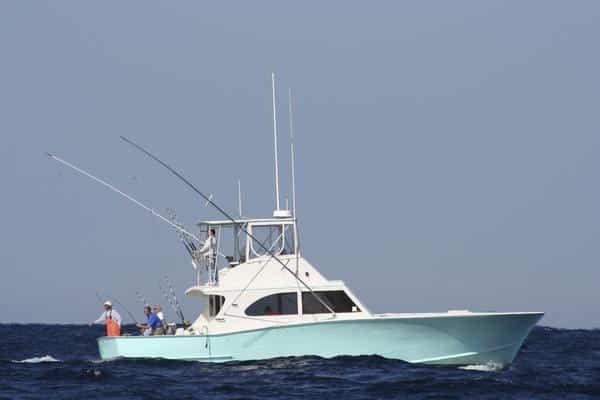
[103, 301, 112, 307]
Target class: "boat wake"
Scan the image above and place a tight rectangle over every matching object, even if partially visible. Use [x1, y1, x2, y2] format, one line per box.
[459, 362, 504, 372]
[13, 355, 61, 363]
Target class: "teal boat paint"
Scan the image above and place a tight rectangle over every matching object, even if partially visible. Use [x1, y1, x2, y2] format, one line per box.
[98, 312, 543, 364]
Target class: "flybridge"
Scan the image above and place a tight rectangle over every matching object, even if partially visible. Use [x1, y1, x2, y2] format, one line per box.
[197, 216, 299, 274]
[197, 217, 296, 226]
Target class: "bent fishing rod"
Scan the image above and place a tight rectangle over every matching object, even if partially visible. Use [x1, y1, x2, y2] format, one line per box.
[119, 136, 336, 316]
[98, 291, 139, 324]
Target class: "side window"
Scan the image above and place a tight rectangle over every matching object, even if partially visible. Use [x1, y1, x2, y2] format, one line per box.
[245, 293, 298, 316]
[302, 291, 360, 314]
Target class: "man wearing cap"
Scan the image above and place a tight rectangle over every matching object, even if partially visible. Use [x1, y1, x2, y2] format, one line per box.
[136, 305, 164, 336]
[90, 301, 122, 336]
[197, 228, 217, 284]
[154, 305, 166, 331]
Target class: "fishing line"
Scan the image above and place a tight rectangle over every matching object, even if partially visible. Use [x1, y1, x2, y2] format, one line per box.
[94, 291, 104, 306]
[135, 291, 149, 306]
[103, 292, 138, 324]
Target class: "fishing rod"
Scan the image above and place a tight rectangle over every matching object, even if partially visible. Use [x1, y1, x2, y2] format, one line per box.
[120, 136, 336, 316]
[161, 276, 185, 324]
[100, 291, 139, 324]
[164, 275, 186, 323]
[159, 281, 184, 325]
[46, 153, 202, 244]
[167, 208, 200, 268]
[158, 282, 176, 313]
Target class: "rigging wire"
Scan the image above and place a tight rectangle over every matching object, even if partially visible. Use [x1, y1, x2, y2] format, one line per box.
[120, 136, 336, 316]
[221, 226, 289, 317]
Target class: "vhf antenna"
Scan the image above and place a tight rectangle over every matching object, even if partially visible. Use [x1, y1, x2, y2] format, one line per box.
[289, 88, 300, 268]
[288, 88, 297, 219]
[271, 73, 292, 219]
[272, 72, 281, 213]
[237, 179, 242, 218]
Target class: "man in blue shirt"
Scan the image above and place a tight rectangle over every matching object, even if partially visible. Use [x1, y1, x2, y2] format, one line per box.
[136, 305, 165, 335]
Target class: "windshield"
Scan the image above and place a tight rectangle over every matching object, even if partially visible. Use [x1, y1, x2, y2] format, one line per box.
[249, 223, 295, 258]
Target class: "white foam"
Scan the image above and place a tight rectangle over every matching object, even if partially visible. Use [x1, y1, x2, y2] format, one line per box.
[459, 362, 504, 372]
[230, 365, 260, 371]
[13, 355, 61, 363]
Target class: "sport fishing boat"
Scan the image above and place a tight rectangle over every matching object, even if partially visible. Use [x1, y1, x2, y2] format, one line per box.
[51, 74, 543, 365]
[98, 215, 542, 365]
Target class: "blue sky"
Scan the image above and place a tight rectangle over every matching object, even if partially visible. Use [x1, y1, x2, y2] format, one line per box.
[2, 1, 598, 328]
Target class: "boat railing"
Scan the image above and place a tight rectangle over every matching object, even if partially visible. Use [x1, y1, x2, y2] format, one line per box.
[191, 255, 218, 287]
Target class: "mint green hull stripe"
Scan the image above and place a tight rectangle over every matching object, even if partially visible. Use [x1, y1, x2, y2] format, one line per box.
[98, 313, 542, 365]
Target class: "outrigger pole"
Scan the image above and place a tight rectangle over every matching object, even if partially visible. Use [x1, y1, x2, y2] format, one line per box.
[288, 88, 300, 274]
[46, 153, 202, 244]
[119, 136, 337, 316]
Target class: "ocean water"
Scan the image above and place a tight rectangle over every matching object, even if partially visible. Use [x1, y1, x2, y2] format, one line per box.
[0, 325, 598, 399]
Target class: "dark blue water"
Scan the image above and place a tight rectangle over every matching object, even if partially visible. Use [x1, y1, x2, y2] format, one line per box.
[1, 325, 598, 399]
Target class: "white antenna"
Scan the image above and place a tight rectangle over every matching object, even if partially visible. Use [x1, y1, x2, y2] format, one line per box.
[272, 72, 281, 212]
[288, 88, 297, 219]
[237, 179, 242, 217]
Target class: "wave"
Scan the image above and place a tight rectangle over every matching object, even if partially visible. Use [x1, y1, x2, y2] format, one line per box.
[13, 355, 61, 363]
[459, 362, 504, 372]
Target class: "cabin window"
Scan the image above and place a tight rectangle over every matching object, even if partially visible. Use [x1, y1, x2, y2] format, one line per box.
[208, 295, 225, 317]
[283, 227, 295, 255]
[302, 291, 360, 314]
[245, 292, 298, 316]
